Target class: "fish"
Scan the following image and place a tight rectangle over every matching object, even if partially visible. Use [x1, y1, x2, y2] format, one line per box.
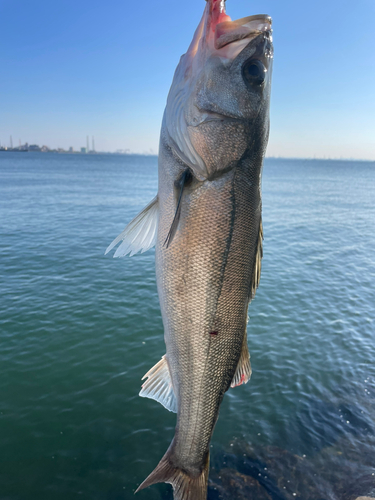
[105, 0, 273, 499]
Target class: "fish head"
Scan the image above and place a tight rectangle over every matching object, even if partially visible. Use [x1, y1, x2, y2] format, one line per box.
[163, 0, 273, 180]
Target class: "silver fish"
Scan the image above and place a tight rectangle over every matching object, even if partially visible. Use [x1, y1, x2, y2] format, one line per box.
[106, 1, 273, 499]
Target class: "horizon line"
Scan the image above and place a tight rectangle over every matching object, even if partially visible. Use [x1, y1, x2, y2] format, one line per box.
[1, 149, 374, 163]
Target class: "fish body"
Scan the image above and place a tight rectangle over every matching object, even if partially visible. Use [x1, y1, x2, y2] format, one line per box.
[106, 1, 273, 499]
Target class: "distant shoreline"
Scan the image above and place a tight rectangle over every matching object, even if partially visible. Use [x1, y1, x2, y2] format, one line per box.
[0, 150, 157, 157]
[0, 150, 374, 163]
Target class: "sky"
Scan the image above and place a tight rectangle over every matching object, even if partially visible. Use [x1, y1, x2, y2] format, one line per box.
[0, 0, 374, 159]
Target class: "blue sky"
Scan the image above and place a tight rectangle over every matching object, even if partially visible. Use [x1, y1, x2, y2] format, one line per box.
[1, 0, 374, 159]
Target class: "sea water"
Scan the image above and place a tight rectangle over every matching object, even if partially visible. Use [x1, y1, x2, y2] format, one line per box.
[1, 153, 374, 500]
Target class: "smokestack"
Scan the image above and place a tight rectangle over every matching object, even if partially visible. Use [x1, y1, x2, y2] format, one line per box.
[10, 135, 13, 148]
[92, 136, 95, 152]
[86, 136, 89, 153]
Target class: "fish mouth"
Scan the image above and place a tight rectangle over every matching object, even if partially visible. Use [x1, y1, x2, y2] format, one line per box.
[234, 14, 272, 26]
[215, 14, 272, 50]
[186, 2, 272, 61]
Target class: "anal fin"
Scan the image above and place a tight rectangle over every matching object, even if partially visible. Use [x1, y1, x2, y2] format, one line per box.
[231, 334, 252, 388]
[139, 355, 177, 413]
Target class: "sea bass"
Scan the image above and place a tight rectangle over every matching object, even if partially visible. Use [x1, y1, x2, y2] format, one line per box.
[106, 0, 273, 499]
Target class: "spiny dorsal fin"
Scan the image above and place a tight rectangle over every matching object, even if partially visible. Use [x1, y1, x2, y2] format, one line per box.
[250, 219, 263, 299]
[139, 355, 177, 413]
[105, 196, 158, 257]
[231, 333, 252, 388]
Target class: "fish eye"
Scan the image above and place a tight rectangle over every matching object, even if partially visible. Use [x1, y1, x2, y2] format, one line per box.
[242, 59, 266, 87]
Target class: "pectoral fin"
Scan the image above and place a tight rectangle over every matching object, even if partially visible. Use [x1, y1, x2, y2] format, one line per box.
[139, 355, 177, 413]
[231, 334, 252, 388]
[164, 169, 193, 248]
[105, 196, 158, 257]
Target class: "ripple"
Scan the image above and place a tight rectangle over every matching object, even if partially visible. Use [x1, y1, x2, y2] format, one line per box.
[1, 155, 375, 499]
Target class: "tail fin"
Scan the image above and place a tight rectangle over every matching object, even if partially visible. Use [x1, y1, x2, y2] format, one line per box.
[135, 448, 209, 500]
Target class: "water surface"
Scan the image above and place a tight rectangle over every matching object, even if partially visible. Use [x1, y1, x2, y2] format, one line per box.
[1, 153, 374, 500]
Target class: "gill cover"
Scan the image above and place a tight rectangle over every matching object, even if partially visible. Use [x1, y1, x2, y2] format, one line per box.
[163, 0, 272, 181]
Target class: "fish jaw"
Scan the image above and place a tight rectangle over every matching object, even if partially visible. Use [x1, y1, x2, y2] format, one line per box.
[163, 1, 273, 181]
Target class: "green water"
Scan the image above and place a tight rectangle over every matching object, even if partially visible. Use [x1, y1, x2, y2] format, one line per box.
[1, 153, 374, 500]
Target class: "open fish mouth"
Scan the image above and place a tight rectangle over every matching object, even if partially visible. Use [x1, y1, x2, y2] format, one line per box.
[201, 0, 272, 50]
[193, 2, 273, 62]
[215, 15, 272, 49]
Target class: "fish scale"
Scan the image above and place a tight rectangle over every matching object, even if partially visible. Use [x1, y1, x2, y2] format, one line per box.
[106, 1, 273, 498]
[150, 145, 263, 496]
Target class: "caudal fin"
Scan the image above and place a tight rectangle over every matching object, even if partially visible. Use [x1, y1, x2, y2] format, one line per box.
[135, 448, 209, 500]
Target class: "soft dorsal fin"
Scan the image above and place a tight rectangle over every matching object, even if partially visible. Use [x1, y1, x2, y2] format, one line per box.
[250, 219, 263, 299]
[139, 355, 177, 413]
[105, 196, 158, 257]
[231, 333, 252, 388]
